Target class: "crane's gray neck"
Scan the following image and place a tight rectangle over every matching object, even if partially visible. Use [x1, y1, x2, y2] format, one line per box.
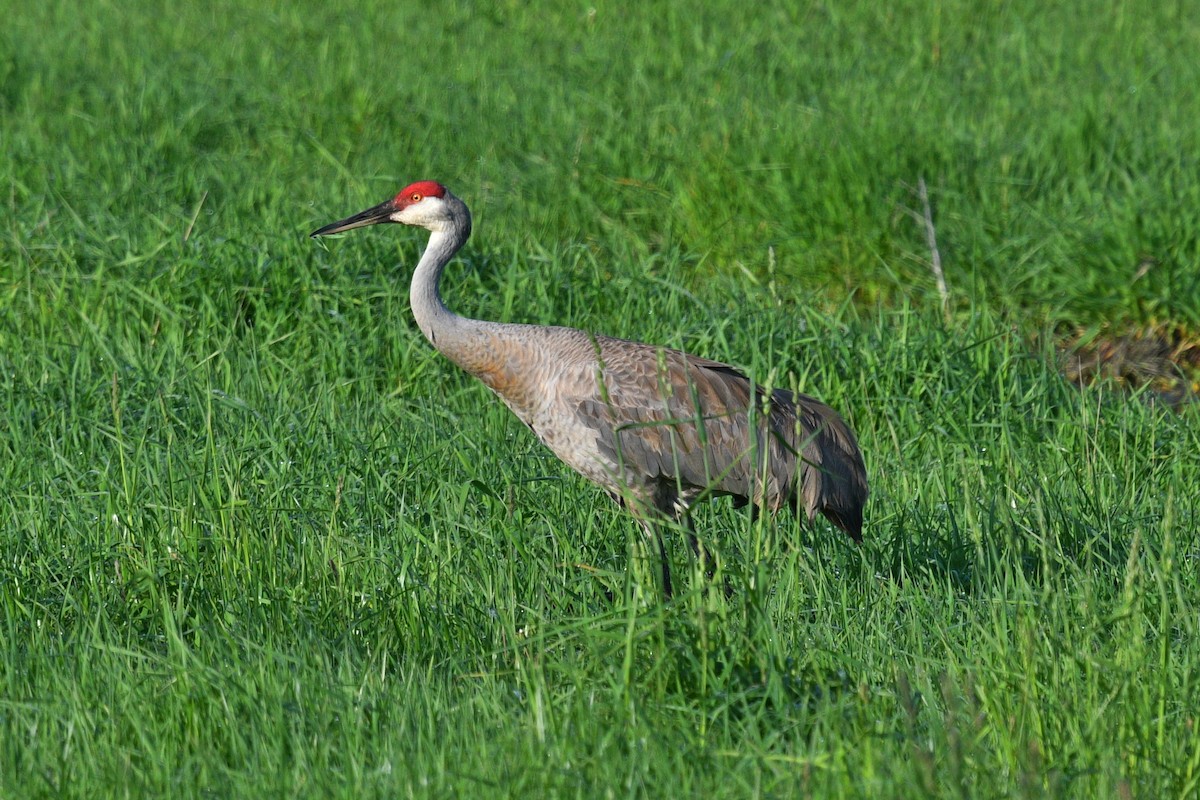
[408, 195, 489, 366]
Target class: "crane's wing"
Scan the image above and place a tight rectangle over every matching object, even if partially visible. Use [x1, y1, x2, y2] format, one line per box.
[573, 338, 867, 539]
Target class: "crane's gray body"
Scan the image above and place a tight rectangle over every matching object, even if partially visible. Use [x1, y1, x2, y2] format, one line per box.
[453, 322, 866, 539]
[313, 183, 868, 595]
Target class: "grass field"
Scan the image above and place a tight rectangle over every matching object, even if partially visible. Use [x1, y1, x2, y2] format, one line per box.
[3, 0, 1200, 796]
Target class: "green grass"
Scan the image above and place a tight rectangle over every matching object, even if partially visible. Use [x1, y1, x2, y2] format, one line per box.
[3, 0, 1199, 796]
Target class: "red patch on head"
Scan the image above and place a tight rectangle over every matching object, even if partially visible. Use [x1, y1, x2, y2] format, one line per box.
[394, 180, 446, 208]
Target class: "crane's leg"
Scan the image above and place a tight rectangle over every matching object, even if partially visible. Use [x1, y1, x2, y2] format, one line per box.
[610, 490, 675, 600]
[656, 524, 674, 600]
[631, 519, 672, 599]
[684, 517, 735, 598]
[684, 518, 710, 577]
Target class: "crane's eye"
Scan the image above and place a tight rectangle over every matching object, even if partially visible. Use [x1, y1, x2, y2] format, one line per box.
[410, 192, 423, 202]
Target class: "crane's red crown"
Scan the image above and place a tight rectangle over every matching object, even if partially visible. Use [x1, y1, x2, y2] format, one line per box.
[394, 181, 446, 208]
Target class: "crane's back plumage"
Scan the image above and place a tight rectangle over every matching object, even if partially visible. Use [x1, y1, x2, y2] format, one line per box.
[526, 330, 864, 540]
[312, 182, 868, 597]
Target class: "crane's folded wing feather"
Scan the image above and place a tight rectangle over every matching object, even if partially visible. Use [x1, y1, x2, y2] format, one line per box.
[570, 338, 866, 539]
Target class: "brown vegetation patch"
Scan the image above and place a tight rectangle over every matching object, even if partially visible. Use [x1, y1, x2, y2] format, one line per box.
[1057, 325, 1200, 408]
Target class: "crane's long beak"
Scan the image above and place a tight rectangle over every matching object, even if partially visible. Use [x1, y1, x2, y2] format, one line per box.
[310, 199, 396, 237]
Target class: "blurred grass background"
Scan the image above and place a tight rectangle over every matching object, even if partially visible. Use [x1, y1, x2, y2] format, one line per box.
[2, 0, 1199, 796]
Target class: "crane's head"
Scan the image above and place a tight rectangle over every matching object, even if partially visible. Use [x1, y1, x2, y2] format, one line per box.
[310, 180, 464, 237]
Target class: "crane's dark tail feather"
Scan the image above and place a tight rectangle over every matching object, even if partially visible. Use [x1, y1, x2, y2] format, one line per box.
[821, 506, 863, 543]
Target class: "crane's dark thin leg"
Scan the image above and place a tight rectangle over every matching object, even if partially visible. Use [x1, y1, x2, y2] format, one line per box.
[616, 492, 674, 600]
[685, 517, 734, 599]
[636, 519, 673, 600]
[684, 518, 712, 579]
[656, 526, 674, 600]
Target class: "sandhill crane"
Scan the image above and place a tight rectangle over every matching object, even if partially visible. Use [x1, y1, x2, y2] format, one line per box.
[311, 181, 867, 598]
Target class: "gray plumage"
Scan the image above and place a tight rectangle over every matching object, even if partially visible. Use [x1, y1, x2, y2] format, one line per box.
[312, 181, 868, 597]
